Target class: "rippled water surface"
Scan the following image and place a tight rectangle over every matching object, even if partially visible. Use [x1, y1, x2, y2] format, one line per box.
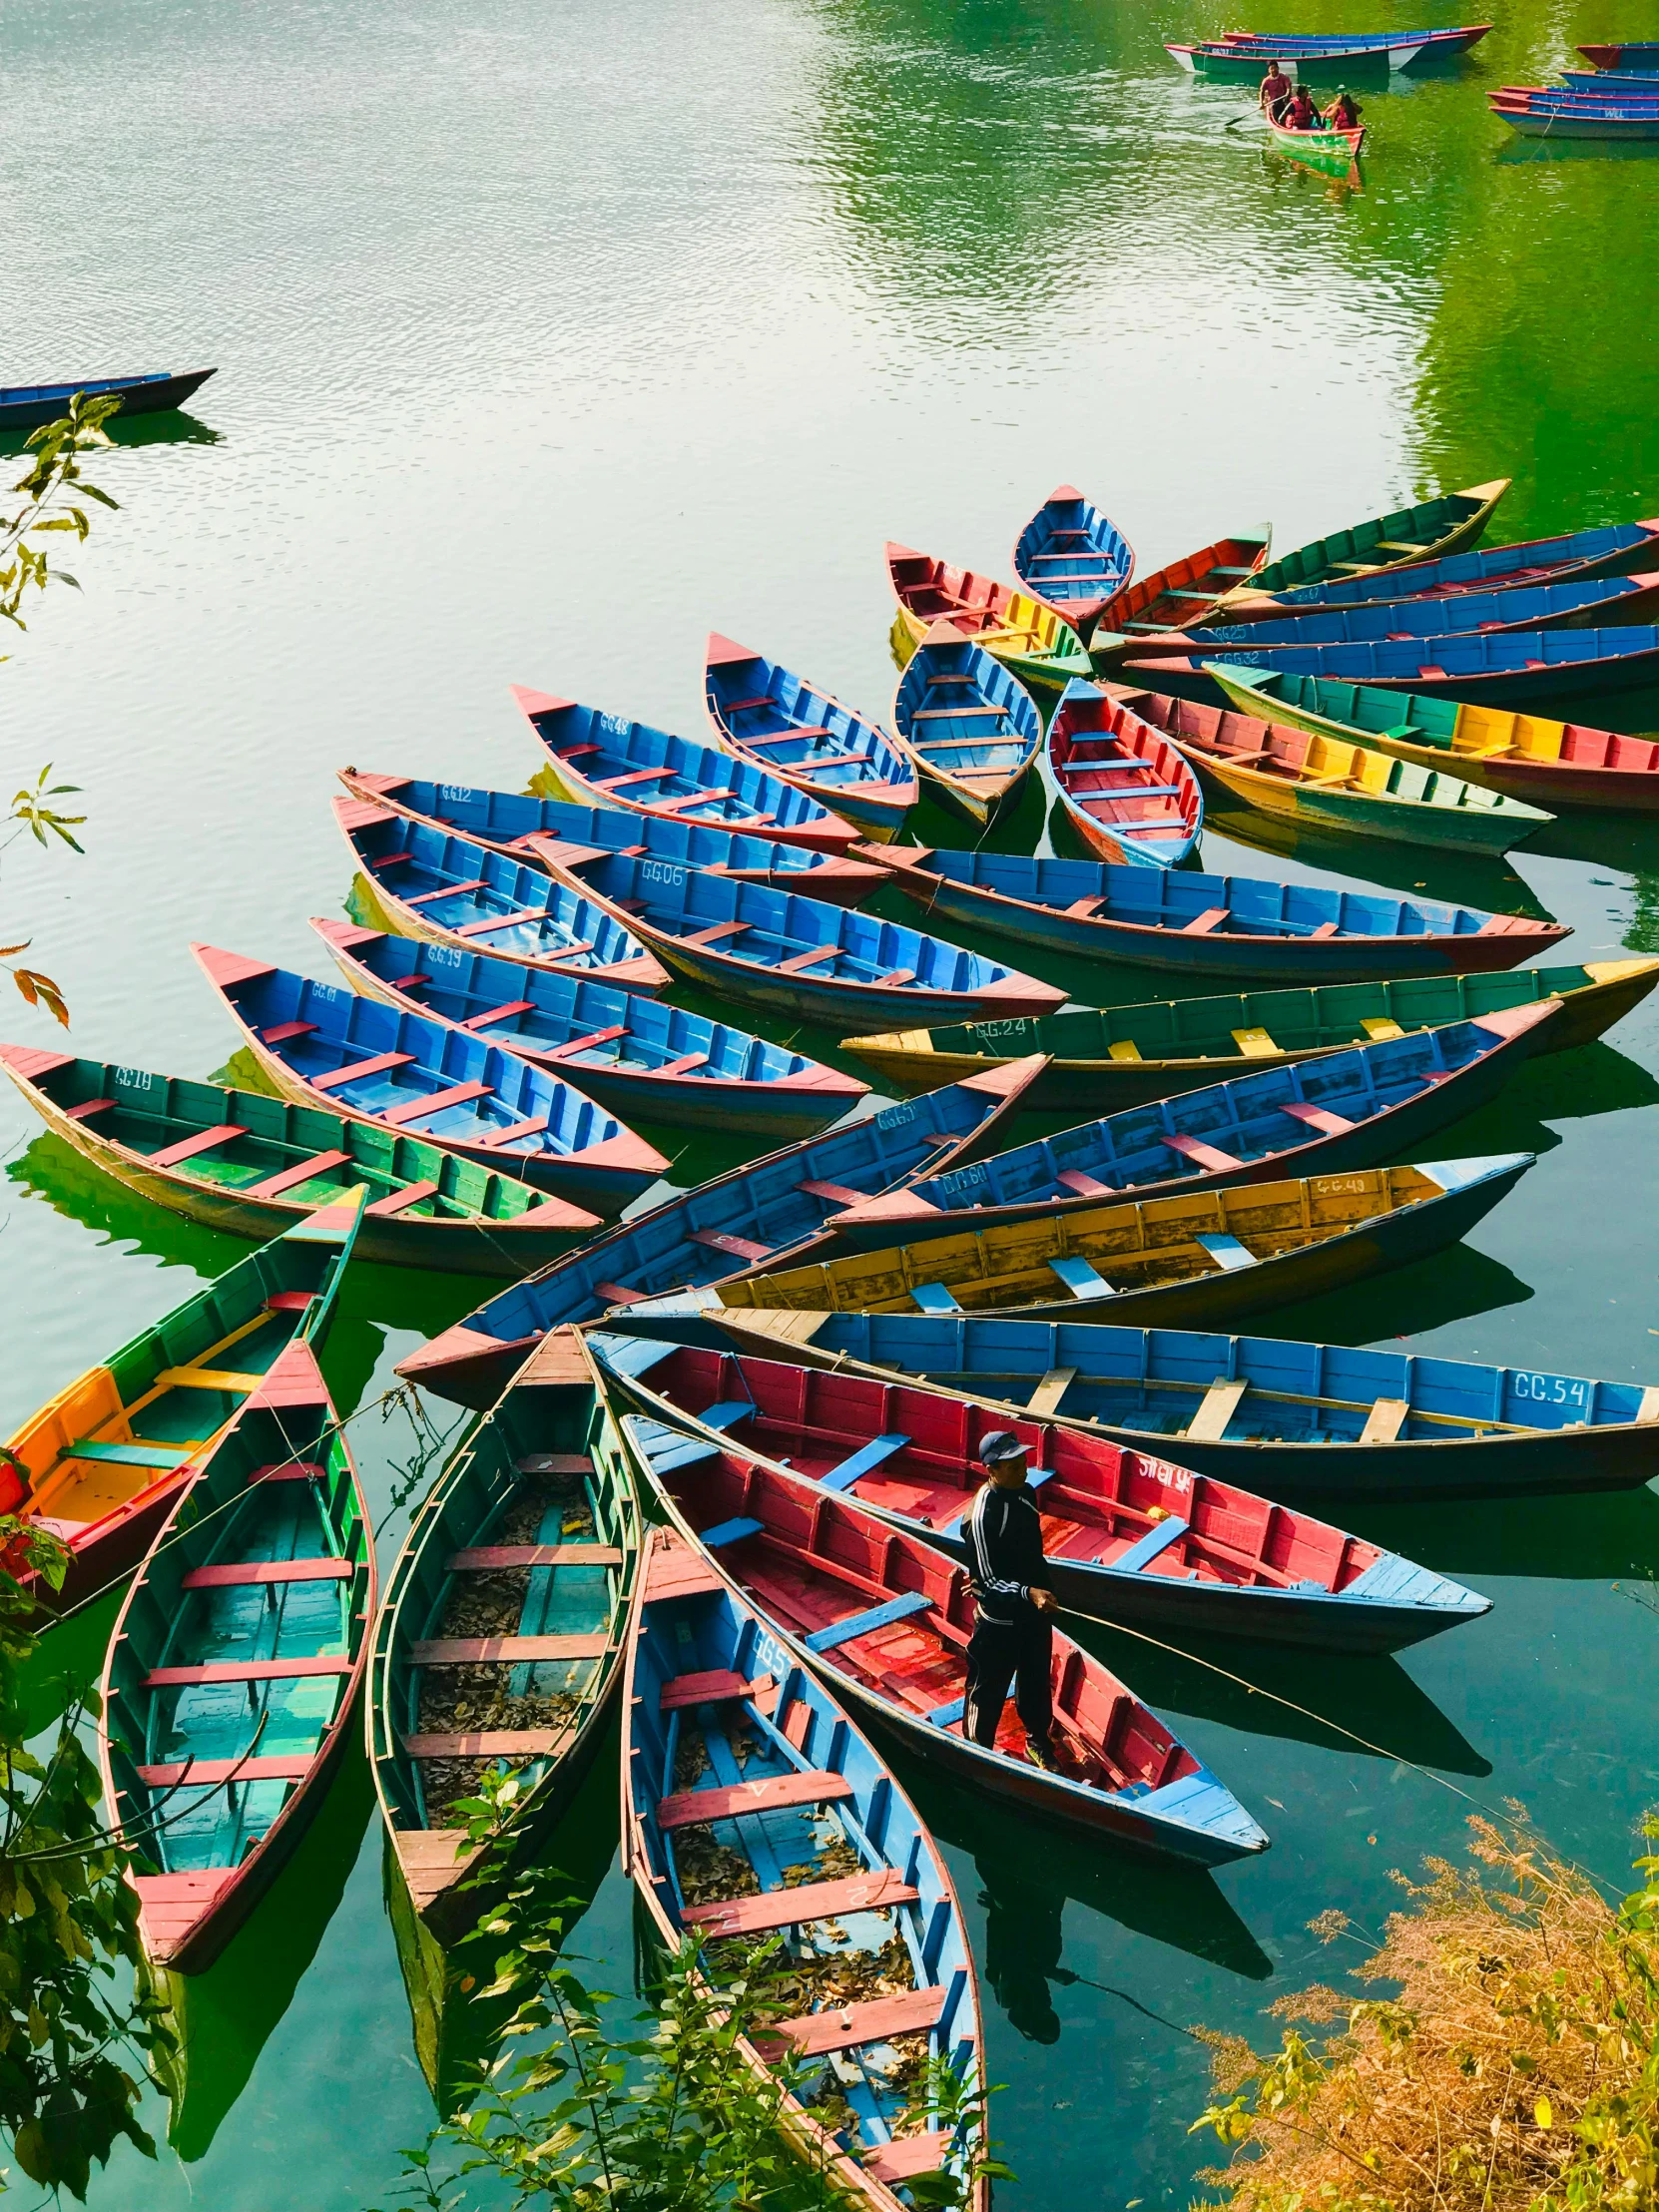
[6, 0, 1659, 2203]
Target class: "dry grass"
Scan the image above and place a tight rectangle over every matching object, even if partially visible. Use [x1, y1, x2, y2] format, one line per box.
[1193, 1813, 1659, 2212]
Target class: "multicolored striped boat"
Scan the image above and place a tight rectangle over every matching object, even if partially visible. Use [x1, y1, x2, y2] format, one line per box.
[885, 542, 1091, 692]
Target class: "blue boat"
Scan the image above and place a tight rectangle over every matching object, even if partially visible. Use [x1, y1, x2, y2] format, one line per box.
[395, 1060, 1045, 1406]
[524, 838, 1067, 1033]
[1578, 41, 1659, 69]
[0, 367, 217, 431]
[623, 1524, 990, 2210]
[616, 1311, 1659, 1503]
[193, 942, 667, 1217]
[593, 1334, 1491, 1653]
[1215, 518, 1659, 617]
[335, 797, 668, 992]
[808, 1000, 1555, 1250]
[891, 623, 1046, 828]
[339, 771, 887, 908]
[513, 687, 857, 854]
[1182, 571, 1659, 651]
[1011, 485, 1135, 644]
[311, 914, 870, 1139]
[1561, 69, 1659, 90]
[865, 842, 1569, 981]
[703, 634, 918, 843]
[1494, 96, 1659, 135]
[1128, 627, 1659, 708]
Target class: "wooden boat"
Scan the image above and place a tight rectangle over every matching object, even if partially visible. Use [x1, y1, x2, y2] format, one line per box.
[837, 957, 1659, 1109]
[1131, 627, 1659, 708]
[593, 1337, 1489, 1652]
[515, 686, 859, 854]
[1562, 69, 1659, 89]
[634, 1311, 1659, 1504]
[857, 842, 1570, 981]
[193, 943, 667, 1217]
[1215, 24, 1491, 56]
[1047, 680, 1204, 866]
[891, 623, 1043, 828]
[338, 770, 886, 907]
[622, 1523, 989, 2208]
[703, 636, 917, 843]
[1106, 682, 1551, 855]
[1171, 24, 1489, 74]
[1491, 93, 1659, 136]
[1578, 42, 1659, 70]
[0, 367, 216, 431]
[1210, 482, 1509, 613]
[1174, 40, 1393, 78]
[1, 1188, 362, 1616]
[523, 834, 1066, 1033]
[809, 1002, 1554, 1248]
[885, 543, 1092, 693]
[1011, 486, 1134, 643]
[0, 1041, 600, 1272]
[394, 1061, 1045, 1408]
[1094, 533, 1271, 641]
[1208, 662, 1659, 811]
[334, 796, 667, 991]
[1185, 570, 1659, 652]
[620, 1416, 1269, 1864]
[1215, 519, 1659, 621]
[311, 917, 867, 1140]
[703, 1154, 1535, 1329]
[368, 1328, 640, 1941]
[100, 1320, 375, 1973]
[1265, 116, 1366, 177]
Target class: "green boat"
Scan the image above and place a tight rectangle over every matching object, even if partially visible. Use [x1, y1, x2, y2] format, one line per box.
[1211, 480, 1510, 612]
[367, 1329, 640, 1945]
[840, 955, 1659, 1109]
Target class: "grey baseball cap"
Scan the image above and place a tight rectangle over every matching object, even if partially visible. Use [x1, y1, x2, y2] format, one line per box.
[978, 1430, 1029, 1467]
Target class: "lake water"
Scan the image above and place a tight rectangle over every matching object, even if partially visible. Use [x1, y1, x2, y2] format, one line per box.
[6, 0, 1659, 2203]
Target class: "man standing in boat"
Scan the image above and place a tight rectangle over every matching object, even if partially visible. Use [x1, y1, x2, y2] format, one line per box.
[1258, 57, 1294, 122]
[963, 1430, 1059, 1771]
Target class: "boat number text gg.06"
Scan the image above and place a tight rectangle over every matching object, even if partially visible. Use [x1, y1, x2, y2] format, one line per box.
[640, 861, 686, 889]
[1510, 1373, 1589, 1406]
[113, 1068, 154, 1090]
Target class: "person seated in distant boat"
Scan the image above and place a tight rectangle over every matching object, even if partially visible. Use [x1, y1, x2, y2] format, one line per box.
[963, 1430, 1059, 1773]
[1259, 60, 1294, 120]
[1324, 87, 1362, 129]
[1284, 88, 1320, 130]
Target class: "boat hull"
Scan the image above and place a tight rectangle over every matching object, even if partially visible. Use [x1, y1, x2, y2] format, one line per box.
[0, 367, 217, 430]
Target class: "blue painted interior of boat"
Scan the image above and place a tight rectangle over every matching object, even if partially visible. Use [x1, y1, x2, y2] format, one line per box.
[1169, 625, 1659, 686]
[1013, 490, 1133, 610]
[893, 631, 1043, 782]
[1246, 521, 1659, 610]
[1196, 573, 1657, 649]
[704, 641, 914, 794]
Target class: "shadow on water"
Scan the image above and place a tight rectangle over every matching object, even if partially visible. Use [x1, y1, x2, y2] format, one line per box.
[888, 1749, 1275, 2021]
[1241, 1239, 1534, 1351]
[8, 1131, 489, 1410]
[1192, 803, 1551, 920]
[387, 1722, 621, 2112]
[1070, 1617, 1492, 1778]
[0, 411, 221, 458]
[156, 1738, 375, 2162]
[18, 1585, 125, 1740]
[1353, 1484, 1659, 1588]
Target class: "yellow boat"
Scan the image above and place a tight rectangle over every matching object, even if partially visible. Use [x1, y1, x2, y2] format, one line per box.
[885, 542, 1092, 692]
[707, 1156, 1532, 1329]
[1112, 682, 1551, 856]
[840, 956, 1659, 1108]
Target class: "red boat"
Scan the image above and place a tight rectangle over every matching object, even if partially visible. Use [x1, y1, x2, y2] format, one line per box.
[1094, 533, 1272, 640]
[1046, 679, 1205, 866]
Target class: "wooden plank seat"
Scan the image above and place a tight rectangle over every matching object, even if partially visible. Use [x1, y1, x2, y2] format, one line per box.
[364, 1180, 441, 1217]
[1185, 1378, 1250, 1443]
[1048, 1255, 1114, 1303]
[659, 1669, 770, 1711]
[1111, 1515, 1191, 1573]
[1361, 1016, 1406, 1040]
[1025, 1367, 1078, 1418]
[148, 1124, 249, 1169]
[514, 1452, 595, 1475]
[1232, 1028, 1279, 1058]
[1360, 1396, 1411, 1444]
[401, 1728, 568, 1758]
[403, 877, 487, 907]
[1107, 1038, 1143, 1061]
[259, 1020, 318, 1045]
[137, 1756, 313, 1787]
[1056, 1168, 1114, 1198]
[754, 1985, 947, 2061]
[595, 1282, 644, 1305]
[681, 1867, 918, 1938]
[309, 1051, 417, 1092]
[366, 849, 413, 868]
[797, 1179, 866, 1205]
[250, 1459, 328, 1481]
[445, 1544, 624, 1571]
[867, 2134, 952, 2185]
[687, 1228, 774, 1261]
[803, 1591, 932, 1653]
[1279, 1100, 1357, 1137]
[819, 1434, 911, 1492]
[1164, 1131, 1245, 1173]
[156, 1365, 265, 1392]
[180, 1558, 351, 1589]
[476, 1115, 550, 1148]
[64, 1437, 193, 1469]
[775, 944, 839, 974]
[545, 1025, 628, 1060]
[143, 1656, 353, 1687]
[911, 706, 1010, 721]
[653, 1051, 710, 1076]
[595, 767, 675, 789]
[459, 999, 537, 1030]
[1182, 908, 1230, 934]
[657, 1768, 854, 1830]
[379, 1080, 493, 1127]
[729, 728, 815, 749]
[879, 967, 916, 985]
[1196, 1232, 1258, 1271]
[62, 1096, 116, 1121]
[682, 920, 752, 948]
[453, 911, 563, 939]
[239, 1150, 352, 1200]
[654, 788, 740, 810]
[1065, 895, 1107, 919]
[408, 1633, 611, 1665]
[1308, 922, 1342, 939]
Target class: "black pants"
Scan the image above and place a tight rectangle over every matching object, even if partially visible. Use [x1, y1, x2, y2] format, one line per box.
[964, 1608, 1053, 1752]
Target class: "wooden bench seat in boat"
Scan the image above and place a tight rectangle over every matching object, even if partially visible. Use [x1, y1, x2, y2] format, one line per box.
[755, 1985, 947, 2060]
[681, 1867, 919, 1937]
[180, 1558, 350, 1588]
[310, 1051, 416, 1092]
[143, 1656, 354, 1687]
[408, 1633, 611, 1664]
[379, 1080, 492, 1127]
[444, 1543, 622, 1570]
[240, 1150, 353, 1200]
[401, 1728, 571, 1758]
[656, 1768, 855, 1829]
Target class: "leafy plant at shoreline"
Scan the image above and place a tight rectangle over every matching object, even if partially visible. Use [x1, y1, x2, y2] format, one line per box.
[1192, 1811, 1659, 2212]
[1, 392, 117, 1024]
[0, 1515, 175, 2198]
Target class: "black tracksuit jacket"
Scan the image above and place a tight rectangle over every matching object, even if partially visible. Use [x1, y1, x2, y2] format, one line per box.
[963, 1480, 1048, 1624]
